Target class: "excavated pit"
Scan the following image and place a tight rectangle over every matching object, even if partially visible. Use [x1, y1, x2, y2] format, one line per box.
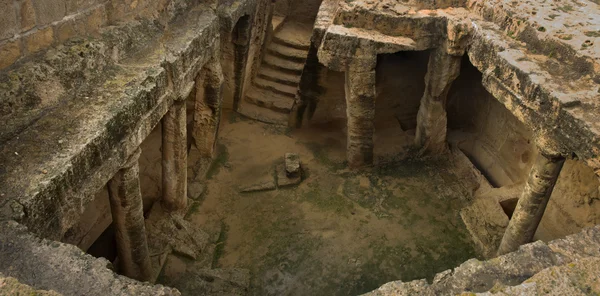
[2, 0, 600, 295]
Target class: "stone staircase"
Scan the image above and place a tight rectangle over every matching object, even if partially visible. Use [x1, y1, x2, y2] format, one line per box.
[238, 21, 312, 125]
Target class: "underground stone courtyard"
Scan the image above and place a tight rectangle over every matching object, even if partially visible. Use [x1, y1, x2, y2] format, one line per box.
[1, 0, 600, 295]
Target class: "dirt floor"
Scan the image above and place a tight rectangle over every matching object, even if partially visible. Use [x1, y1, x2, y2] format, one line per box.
[178, 112, 482, 295]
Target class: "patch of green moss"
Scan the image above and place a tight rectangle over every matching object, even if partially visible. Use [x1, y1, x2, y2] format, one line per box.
[212, 221, 229, 268]
[184, 201, 201, 219]
[302, 142, 346, 171]
[584, 31, 600, 38]
[302, 181, 355, 214]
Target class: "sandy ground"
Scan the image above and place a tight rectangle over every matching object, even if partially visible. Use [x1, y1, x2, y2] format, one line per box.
[179, 112, 481, 295]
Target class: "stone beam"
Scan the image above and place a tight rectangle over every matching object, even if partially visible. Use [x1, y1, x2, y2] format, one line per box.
[415, 46, 462, 155]
[161, 99, 188, 212]
[193, 56, 225, 158]
[107, 148, 152, 282]
[345, 57, 377, 168]
[497, 148, 565, 256]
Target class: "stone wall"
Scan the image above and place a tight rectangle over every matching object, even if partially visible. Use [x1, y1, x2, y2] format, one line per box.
[448, 56, 600, 244]
[220, 0, 272, 110]
[0, 221, 179, 295]
[538, 159, 600, 242]
[375, 51, 429, 131]
[447, 57, 536, 187]
[307, 65, 345, 124]
[308, 50, 429, 130]
[0, 0, 200, 71]
[274, 0, 322, 21]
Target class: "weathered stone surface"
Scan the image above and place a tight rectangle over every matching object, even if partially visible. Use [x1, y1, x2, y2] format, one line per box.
[284, 153, 301, 177]
[0, 221, 180, 295]
[168, 268, 250, 296]
[66, 0, 100, 14]
[461, 196, 509, 259]
[23, 26, 54, 53]
[498, 153, 565, 255]
[162, 100, 188, 212]
[0, 5, 220, 242]
[276, 163, 302, 188]
[0, 0, 18, 40]
[146, 204, 211, 262]
[19, 0, 36, 31]
[53, 19, 77, 42]
[240, 180, 277, 193]
[108, 149, 153, 282]
[193, 55, 225, 158]
[187, 181, 207, 200]
[0, 40, 20, 70]
[32, 0, 66, 25]
[0, 273, 61, 295]
[415, 47, 462, 155]
[364, 225, 600, 296]
[476, 257, 600, 295]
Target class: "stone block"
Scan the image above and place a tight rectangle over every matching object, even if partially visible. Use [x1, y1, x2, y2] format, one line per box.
[76, 4, 106, 34]
[284, 153, 301, 177]
[240, 180, 276, 193]
[54, 19, 77, 42]
[32, 0, 66, 25]
[19, 0, 36, 31]
[66, 0, 99, 14]
[0, 0, 18, 40]
[24, 26, 53, 53]
[0, 39, 21, 70]
[187, 181, 206, 200]
[276, 164, 302, 188]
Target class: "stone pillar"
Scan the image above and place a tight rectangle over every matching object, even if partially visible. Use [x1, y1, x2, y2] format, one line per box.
[497, 150, 565, 255]
[193, 56, 224, 158]
[232, 16, 251, 112]
[162, 100, 187, 212]
[290, 42, 321, 128]
[345, 57, 376, 168]
[107, 148, 152, 282]
[414, 47, 462, 155]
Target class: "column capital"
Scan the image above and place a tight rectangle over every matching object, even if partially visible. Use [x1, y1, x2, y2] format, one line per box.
[534, 136, 566, 159]
[445, 18, 472, 56]
[121, 148, 142, 170]
[347, 54, 377, 73]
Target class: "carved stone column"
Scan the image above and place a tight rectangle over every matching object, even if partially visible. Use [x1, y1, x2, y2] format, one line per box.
[107, 148, 152, 281]
[162, 99, 187, 212]
[232, 16, 251, 111]
[290, 42, 321, 128]
[414, 47, 462, 154]
[497, 150, 565, 255]
[345, 57, 376, 168]
[193, 57, 225, 158]
[415, 20, 471, 155]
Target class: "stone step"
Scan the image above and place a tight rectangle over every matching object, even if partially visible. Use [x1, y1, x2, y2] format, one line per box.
[245, 87, 294, 113]
[272, 16, 285, 33]
[237, 100, 289, 125]
[257, 67, 301, 87]
[267, 42, 308, 63]
[263, 53, 304, 75]
[253, 77, 297, 98]
[272, 34, 311, 51]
